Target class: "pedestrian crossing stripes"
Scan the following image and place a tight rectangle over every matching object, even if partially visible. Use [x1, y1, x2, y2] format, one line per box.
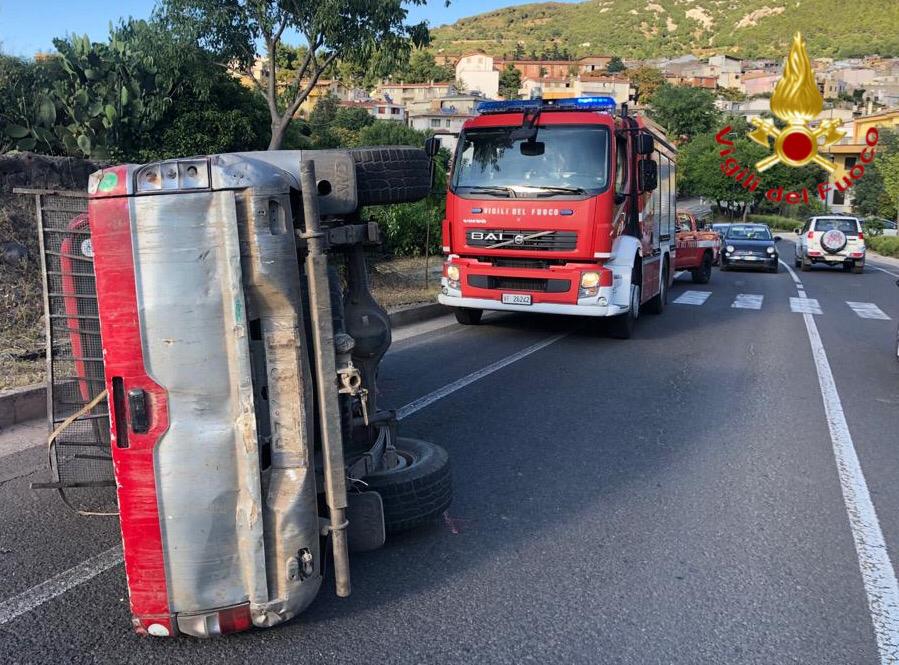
[673, 290, 711, 305]
[847, 302, 892, 320]
[731, 294, 764, 310]
[790, 297, 823, 315]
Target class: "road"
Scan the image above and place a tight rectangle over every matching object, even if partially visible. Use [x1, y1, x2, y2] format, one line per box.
[1, 240, 898, 664]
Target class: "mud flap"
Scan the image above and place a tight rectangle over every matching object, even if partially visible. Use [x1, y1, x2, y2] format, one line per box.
[346, 491, 386, 552]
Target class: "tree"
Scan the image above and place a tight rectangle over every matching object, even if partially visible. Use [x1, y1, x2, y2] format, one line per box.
[499, 64, 522, 100]
[628, 66, 665, 103]
[605, 56, 626, 74]
[396, 49, 454, 83]
[647, 84, 720, 142]
[159, 0, 430, 150]
[358, 120, 427, 147]
[854, 128, 899, 220]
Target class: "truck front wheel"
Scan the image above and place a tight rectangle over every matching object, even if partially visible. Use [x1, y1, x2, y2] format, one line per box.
[454, 308, 483, 325]
[608, 282, 640, 339]
[691, 252, 712, 284]
[364, 438, 452, 533]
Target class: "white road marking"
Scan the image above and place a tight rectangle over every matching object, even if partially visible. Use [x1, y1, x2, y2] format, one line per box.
[396, 333, 567, 420]
[731, 294, 764, 310]
[781, 260, 899, 665]
[674, 270, 687, 280]
[0, 546, 123, 626]
[847, 302, 892, 321]
[790, 296, 822, 315]
[871, 265, 899, 279]
[673, 290, 711, 306]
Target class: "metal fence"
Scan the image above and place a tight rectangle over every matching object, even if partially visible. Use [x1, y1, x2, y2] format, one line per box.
[17, 188, 115, 512]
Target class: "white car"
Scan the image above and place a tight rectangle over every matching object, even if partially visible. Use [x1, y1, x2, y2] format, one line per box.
[794, 215, 866, 273]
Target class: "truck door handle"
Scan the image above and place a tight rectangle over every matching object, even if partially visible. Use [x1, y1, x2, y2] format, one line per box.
[127, 388, 150, 434]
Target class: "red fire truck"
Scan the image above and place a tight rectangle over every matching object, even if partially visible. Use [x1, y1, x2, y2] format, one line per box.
[438, 97, 677, 338]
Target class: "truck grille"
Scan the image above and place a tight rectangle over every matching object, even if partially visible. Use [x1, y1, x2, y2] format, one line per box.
[467, 275, 571, 293]
[466, 229, 577, 251]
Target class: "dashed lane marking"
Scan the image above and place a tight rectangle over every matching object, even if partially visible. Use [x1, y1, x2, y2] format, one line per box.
[847, 302, 892, 321]
[673, 290, 711, 306]
[731, 294, 764, 310]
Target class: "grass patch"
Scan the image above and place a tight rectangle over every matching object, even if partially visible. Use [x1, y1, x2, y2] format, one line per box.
[867, 235, 899, 258]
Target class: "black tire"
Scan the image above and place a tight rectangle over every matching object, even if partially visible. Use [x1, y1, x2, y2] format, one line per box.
[794, 255, 801, 268]
[363, 438, 452, 533]
[691, 252, 712, 284]
[801, 256, 812, 272]
[608, 278, 640, 339]
[853, 262, 864, 274]
[351, 146, 431, 206]
[454, 308, 483, 325]
[645, 259, 668, 315]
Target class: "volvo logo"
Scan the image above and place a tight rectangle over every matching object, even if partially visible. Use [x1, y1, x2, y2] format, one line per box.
[513, 234, 525, 245]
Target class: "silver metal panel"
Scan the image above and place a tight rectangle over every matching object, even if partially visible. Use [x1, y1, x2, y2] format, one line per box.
[132, 191, 267, 613]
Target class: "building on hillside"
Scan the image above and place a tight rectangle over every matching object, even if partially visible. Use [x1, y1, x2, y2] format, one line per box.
[296, 79, 360, 116]
[494, 59, 576, 80]
[834, 67, 876, 87]
[338, 99, 407, 122]
[375, 82, 455, 114]
[708, 55, 742, 89]
[435, 93, 487, 115]
[818, 75, 848, 100]
[576, 75, 631, 104]
[519, 76, 576, 99]
[821, 108, 899, 213]
[407, 110, 472, 153]
[578, 56, 614, 74]
[742, 71, 779, 96]
[455, 52, 499, 98]
[664, 73, 717, 89]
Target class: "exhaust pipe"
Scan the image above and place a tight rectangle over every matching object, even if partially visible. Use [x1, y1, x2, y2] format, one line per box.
[299, 160, 351, 598]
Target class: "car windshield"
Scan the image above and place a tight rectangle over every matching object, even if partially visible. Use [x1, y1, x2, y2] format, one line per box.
[815, 218, 860, 235]
[726, 225, 772, 240]
[452, 125, 610, 196]
[713, 224, 731, 234]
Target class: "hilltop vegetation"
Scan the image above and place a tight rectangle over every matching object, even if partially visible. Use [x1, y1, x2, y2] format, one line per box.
[429, 0, 899, 59]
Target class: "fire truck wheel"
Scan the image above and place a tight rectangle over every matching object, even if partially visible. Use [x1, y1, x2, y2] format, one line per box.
[645, 259, 668, 315]
[691, 252, 712, 284]
[351, 147, 432, 207]
[364, 438, 452, 533]
[608, 283, 640, 339]
[454, 308, 483, 325]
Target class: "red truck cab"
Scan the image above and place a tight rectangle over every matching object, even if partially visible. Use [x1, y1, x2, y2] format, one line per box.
[438, 97, 677, 338]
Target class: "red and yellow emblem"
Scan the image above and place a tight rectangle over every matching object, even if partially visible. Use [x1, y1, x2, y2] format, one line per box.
[748, 32, 845, 173]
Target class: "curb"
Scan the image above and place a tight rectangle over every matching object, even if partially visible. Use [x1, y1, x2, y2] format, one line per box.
[387, 302, 449, 328]
[0, 302, 450, 427]
[0, 384, 45, 430]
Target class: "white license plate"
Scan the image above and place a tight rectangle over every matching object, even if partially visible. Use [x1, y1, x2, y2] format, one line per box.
[742, 255, 760, 261]
[502, 293, 532, 305]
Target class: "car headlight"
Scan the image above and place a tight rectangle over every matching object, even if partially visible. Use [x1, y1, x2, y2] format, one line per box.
[766, 246, 775, 254]
[580, 272, 600, 288]
[446, 264, 460, 282]
[726, 245, 735, 253]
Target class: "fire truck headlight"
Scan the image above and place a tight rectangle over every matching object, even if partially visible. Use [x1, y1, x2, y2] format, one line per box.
[446, 264, 460, 282]
[726, 245, 735, 254]
[136, 159, 209, 192]
[580, 272, 600, 288]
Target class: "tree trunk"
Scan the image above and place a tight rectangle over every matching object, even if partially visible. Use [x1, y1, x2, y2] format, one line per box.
[269, 119, 288, 151]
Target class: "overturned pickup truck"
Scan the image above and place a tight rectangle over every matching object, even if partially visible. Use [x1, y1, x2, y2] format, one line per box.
[27, 145, 451, 637]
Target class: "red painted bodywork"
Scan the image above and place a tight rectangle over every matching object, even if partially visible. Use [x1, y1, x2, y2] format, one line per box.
[674, 211, 720, 271]
[89, 169, 174, 636]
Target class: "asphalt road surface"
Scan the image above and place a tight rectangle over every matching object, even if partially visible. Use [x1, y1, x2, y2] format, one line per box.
[1, 240, 899, 664]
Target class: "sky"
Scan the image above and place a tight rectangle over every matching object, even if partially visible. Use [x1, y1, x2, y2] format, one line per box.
[0, 0, 581, 57]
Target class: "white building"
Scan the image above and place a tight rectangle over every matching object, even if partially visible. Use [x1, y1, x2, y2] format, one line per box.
[455, 52, 500, 99]
[408, 111, 472, 153]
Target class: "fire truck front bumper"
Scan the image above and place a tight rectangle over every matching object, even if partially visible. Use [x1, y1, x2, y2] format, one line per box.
[438, 286, 623, 317]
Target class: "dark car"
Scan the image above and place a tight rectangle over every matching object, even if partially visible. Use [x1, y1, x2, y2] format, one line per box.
[720, 224, 781, 273]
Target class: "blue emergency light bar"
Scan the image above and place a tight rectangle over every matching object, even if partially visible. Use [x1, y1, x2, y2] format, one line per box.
[476, 96, 618, 114]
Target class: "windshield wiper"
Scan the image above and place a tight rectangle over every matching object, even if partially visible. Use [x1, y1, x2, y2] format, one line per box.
[465, 186, 516, 198]
[529, 186, 587, 196]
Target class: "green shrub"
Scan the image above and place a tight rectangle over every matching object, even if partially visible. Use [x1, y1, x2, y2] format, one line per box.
[746, 214, 801, 232]
[867, 236, 899, 258]
[368, 197, 443, 257]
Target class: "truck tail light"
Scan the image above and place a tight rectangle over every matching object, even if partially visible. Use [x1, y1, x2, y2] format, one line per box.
[807, 231, 815, 239]
[176, 603, 254, 638]
[858, 231, 864, 239]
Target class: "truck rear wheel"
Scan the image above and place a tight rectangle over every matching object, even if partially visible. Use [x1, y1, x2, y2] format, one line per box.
[363, 438, 452, 533]
[351, 147, 432, 207]
[454, 308, 483, 325]
[691, 252, 712, 284]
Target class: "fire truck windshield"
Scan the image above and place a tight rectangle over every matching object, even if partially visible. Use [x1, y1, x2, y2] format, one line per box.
[452, 124, 610, 197]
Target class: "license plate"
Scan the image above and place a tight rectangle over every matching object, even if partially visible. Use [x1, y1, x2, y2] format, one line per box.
[502, 293, 532, 305]
[742, 255, 760, 261]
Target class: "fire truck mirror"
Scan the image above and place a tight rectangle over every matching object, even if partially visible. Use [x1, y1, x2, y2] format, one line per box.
[635, 132, 655, 155]
[639, 159, 658, 192]
[520, 141, 545, 157]
[424, 136, 441, 157]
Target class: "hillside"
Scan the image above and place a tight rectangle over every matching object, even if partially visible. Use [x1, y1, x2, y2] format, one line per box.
[429, 0, 899, 60]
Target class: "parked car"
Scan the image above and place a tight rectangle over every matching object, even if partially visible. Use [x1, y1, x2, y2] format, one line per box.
[720, 224, 780, 273]
[864, 216, 898, 237]
[794, 216, 866, 273]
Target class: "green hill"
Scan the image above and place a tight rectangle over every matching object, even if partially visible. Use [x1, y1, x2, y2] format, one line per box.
[429, 0, 899, 60]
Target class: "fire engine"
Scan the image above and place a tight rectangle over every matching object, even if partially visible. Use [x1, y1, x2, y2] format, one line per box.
[438, 97, 677, 338]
